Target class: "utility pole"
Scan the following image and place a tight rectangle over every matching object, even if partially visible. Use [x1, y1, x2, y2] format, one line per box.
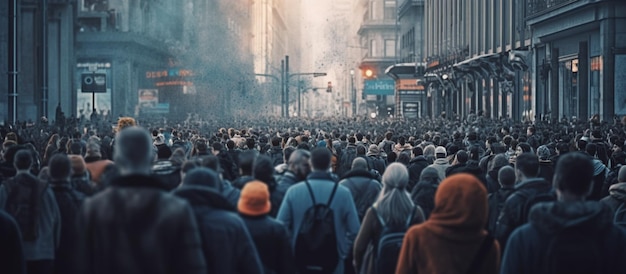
[8, 0, 18, 124]
[280, 60, 285, 117]
[285, 55, 290, 117]
[351, 70, 356, 117]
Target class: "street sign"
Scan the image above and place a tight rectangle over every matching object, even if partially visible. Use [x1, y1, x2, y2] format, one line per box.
[81, 73, 107, 93]
[363, 79, 394, 95]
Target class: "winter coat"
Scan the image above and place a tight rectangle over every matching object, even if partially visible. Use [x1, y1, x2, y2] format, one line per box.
[366, 155, 387, 176]
[217, 151, 239, 181]
[501, 201, 626, 274]
[173, 186, 263, 274]
[339, 169, 382, 221]
[495, 178, 553, 251]
[49, 180, 85, 274]
[486, 186, 515, 234]
[428, 158, 452, 181]
[274, 171, 300, 211]
[84, 156, 114, 185]
[74, 175, 207, 274]
[407, 156, 429, 191]
[600, 182, 626, 214]
[537, 160, 554, 184]
[240, 214, 296, 274]
[267, 146, 284, 167]
[155, 143, 172, 160]
[410, 167, 440, 220]
[0, 209, 26, 274]
[277, 171, 361, 260]
[353, 206, 424, 274]
[220, 179, 242, 208]
[396, 174, 500, 274]
[0, 173, 61, 261]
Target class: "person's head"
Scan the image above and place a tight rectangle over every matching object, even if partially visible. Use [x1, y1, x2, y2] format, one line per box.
[351, 157, 368, 171]
[69, 154, 87, 176]
[271, 136, 281, 147]
[182, 167, 222, 190]
[430, 173, 488, 230]
[288, 149, 311, 179]
[309, 147, 332, 172]
[516, 142, 532, 156]
[238, 151, 255, 176]
[397, 152, 411, 165]
[13, 149, 33, 171]
[115, 117, 136, 133]
[553, 152, 594, 201]
[356, 145, 366, 156]
[211, 142, 224, 155]
[376, 163, 415, 227]
[48, 154, 72, 181]
[85, 142, 102, 159]
[498, 166, 516, 188]
[618, 165, 626, 183]
[585, 143, 598, 157]
[411, 146, 423, 158]
[454, 150, 468, 164]
[419, 166, 441, 184]
[423, 144, 436, 159]
[283, 146, 296, 163]
[367, 144, 380, 157]
[488, 154, 509, 172]
[238, 181, 271, 216]
[253, 155, 274, 184]
[515, 152, 539, 181]
[435, 146, 447, 159]
[536, 145, 551, 161]
[169, 147, 187, 166]
[527, 126, 536, 136]
[114, 127, 154, 176]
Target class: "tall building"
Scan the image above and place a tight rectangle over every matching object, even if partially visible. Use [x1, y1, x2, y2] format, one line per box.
[357, 0, 398, 118]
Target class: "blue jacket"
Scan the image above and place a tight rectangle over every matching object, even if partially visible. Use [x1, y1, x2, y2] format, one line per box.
[501, 201, 626, 274]
[277, 171, 360, 259]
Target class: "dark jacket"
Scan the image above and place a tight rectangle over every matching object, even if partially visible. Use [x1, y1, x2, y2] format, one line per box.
[0, 210, 25, 274]
[232, 175, 255, 189]
[339, 169, 382, 221]
[49, 180, 85, 274]
[407, 156, 429, 191]
[75, 175, 207, 274]
[267, 146, 284, 167]
[366, 155, 386, 176]
[217, 151, 239, 181]
[600, 182, 626, 214]
[486, 186, 514, 234]
[496, 178, 553, 251]
[155, 143, 172, 160]
[501, 201, 626, 274]
[239, 214, 295, 274]
[173, 186, 263, 274]
[537, 160, 554, 184]
[274, 171, 300, 212]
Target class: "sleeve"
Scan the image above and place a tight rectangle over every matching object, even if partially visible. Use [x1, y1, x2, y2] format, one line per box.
[276, 225, 296, 274]
[174, 204, 207, 274]
[495, 196, 518, 251]
[0, 211, 26, 274]
[277, 187, 294, 234]
[499, 228, 524, 274]
[395, 226, 419, 274]
[353, 208, 375, 274]
[46, 189, 62, 249]
[343, 189, 361, 248]
[0, 185, 8, 209]
[236, 223, 263, 274]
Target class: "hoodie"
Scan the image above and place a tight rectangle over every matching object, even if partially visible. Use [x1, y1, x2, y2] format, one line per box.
[501, 201, 626, 274]
[396, 174, 500, 274]
[600, 182, 626, 213]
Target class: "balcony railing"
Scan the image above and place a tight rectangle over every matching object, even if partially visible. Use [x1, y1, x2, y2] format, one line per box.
[527, 0, 580, 17]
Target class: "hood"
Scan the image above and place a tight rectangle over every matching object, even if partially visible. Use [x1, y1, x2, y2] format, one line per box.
[425, 174, 488, 240]
[433, 158, 450, 165]
[515, 178, 551, 191]
[341, 169, 376, 180]
[592, 159, 606, 176]
[409, 155, 428, 164]
[269, 146, 282, 153]
[609, 182, 626, 202]
[172, 186, 235, 211]
[529, 201, 614, 234]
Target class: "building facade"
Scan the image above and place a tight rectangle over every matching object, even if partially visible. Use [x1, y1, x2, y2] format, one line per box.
[357, 0, 398, 118]
[527, 0, 626, 122]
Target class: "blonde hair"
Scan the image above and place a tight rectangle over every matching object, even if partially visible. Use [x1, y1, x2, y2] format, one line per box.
[116, 117, 137, 133]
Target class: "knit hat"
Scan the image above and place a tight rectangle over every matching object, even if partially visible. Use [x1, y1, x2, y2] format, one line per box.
[435, 146, 447, 156]
[238, 181, 271, 216]
[367, 144, 380, 156]
[536, 145, 551, 161]
[317, 140, 327, 147]
[69, 155, 87, 175]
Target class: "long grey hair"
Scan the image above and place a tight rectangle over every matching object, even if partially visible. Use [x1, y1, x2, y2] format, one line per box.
[375, 163, 417, 227]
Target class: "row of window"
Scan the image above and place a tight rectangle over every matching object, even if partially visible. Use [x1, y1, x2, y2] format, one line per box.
[369, 39, 396, 58]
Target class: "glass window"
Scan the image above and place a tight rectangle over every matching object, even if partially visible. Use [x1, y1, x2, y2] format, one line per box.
[384, 1, 396, 20]
[559, 59, 579, 119]
[590, 56, 603, 116]
[385, 39, 395, 57]
[370, 39, 378, 57]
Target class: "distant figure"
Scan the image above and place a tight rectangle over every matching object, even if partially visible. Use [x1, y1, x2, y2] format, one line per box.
[74, 127, 207, 274]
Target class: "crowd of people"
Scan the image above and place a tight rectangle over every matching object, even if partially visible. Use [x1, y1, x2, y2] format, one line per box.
[1, 112, 626, 274]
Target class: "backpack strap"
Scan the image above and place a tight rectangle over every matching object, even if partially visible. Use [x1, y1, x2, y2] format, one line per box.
[405, 205, 417, 229]
[326, 180, 339, 207]
[466, 234, 494, 274]
[304, 179, 317, 205]
[371, 206, 387, 228]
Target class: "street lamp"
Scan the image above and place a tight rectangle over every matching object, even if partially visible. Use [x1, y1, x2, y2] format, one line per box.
[350, 69, 356, 117]
[289, 72, 327, 117]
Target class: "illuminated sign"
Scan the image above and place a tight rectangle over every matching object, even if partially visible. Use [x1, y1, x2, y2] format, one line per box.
[364, 79, 395, 95]
[146, 69, 194, 79]
[397, 79, 425, 91]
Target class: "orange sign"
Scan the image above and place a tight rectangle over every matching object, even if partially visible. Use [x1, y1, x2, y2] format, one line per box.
[396, 79, 425, 91]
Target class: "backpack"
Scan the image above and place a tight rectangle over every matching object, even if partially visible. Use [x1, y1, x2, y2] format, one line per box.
[518, 190, 556, 224]
[372, 206, 415, 274]
[294, 180, 339, 274]
[544, 227, 603, 274]
[614, 202, 626, 228]
[339, 147, 357, 176]
[3, 175, 48, 241]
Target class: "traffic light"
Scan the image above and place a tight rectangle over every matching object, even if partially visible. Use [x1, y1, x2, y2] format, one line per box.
[361, 67, 376, 79]
[327, 81, 332, 93]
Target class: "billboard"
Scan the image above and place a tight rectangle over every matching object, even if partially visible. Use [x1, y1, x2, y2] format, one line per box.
[363, 79, 395, 95]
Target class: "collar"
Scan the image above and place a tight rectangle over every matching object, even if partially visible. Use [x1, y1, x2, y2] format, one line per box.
[173, 186, 235, 211]
[307, 171, 335, 181]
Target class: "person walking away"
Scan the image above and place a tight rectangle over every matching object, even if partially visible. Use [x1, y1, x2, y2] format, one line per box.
[500, 152, 626, 274]
[396, 174, 500, 274]
[486, 166, 516, 234]
[339, 158, 382, 222]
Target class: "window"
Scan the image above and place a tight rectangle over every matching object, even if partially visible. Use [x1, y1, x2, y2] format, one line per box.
[370, 0, 377, 20]
[385, 39, 395, 57]
[384, 0, 396, 20]
[370, 39, 378, 57]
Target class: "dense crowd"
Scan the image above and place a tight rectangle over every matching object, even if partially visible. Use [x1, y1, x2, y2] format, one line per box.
[1, 112, 626, 274]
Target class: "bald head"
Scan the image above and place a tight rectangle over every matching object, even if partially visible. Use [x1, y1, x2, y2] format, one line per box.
[114, 126, 154, 175]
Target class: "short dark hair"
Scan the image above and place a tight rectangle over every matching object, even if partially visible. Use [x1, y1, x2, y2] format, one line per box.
[412, 146, 423, 156]
[515, 152, 539, 178]
[48, 154, 71, 180]
[455, 150, 468, 163]
[238, 151, 255, 175]
[13, 149, 33, 170]
[271, 136, 281, 146]
[554, 152, 593, 196]
[226, 140, 235, 150]
[211, 142, 224, 152]
[253, 155, 274, 183]
[310, 147, 332, 171]
[356, 145, 366, 156]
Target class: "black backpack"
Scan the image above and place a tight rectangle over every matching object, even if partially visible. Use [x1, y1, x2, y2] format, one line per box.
[3, 174, 48, 241]
[518, 190, 556, 224]
[294, 180, 339, 274]
[544, 227, 603, 274]
[372, 206, 415, 274]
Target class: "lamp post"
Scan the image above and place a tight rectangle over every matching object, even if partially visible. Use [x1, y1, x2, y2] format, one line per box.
[288, 72, 326, 117]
